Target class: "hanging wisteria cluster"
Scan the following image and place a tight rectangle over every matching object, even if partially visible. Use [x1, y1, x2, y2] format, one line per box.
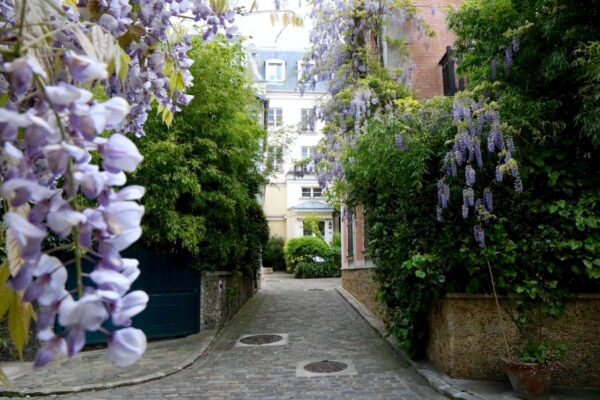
[0, 0, 232, 368]
[303, 0, 428, 190]
[437, 96, 522, 247]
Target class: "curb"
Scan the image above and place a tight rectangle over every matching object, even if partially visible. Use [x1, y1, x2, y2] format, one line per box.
[336, 286, 487, 400]
[0, 329, 216, 398]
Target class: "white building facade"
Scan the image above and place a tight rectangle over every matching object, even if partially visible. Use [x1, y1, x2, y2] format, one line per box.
[248, 48, 335, 243]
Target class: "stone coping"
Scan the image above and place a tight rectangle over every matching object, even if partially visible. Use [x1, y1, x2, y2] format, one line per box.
[444, 293, 600, 300]
[0, 330, 216, 397]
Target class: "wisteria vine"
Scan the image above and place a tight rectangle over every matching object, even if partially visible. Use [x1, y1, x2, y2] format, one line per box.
[437, 95, 522, 247]
[0, 0, 232, 368]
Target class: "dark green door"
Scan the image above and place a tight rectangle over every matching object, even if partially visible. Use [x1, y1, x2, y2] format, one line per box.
[59, 248, 201, 343]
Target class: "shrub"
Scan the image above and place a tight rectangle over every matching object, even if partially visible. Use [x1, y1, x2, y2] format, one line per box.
[293, 261, 341, 279]
[284, 236, 331, 273]
[132, 37, 267, 273]
[263, 237, 286, 271]
[330, 232, 342, 269]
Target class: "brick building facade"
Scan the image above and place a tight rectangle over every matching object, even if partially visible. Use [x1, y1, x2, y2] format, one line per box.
[341, 1, 462, 318]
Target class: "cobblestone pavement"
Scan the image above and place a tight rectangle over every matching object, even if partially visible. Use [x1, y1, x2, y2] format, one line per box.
[52, 273, 447, 400]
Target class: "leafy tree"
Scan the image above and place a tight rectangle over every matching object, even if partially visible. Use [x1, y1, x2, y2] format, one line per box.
[133, 36, 268, 273]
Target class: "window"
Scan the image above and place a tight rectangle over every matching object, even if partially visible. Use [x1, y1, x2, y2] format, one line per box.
[301, 187, 322, 198]
[268, 146, 283, 171]
[439, 46, 464, 96]
[266, 60, 285, 82]
[301, 146, 315, 172]
[268, 108, 283, 130]
[303, 220, 325, 238]
[347, 210, 354, 257]
[297, 61, 316, 81]
[300, 108, 316, 132]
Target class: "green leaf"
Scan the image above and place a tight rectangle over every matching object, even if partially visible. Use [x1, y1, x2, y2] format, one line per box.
[8, 297, 31, 361]
[0, 260, 13, 321]
[118, 48, 131, 83]
[162, 107, 173, 127]
[0, 367, 14, 388]
[0, 93, 9, 107]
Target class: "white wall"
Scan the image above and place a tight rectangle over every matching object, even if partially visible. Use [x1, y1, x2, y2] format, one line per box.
[263, 89, 335, 242]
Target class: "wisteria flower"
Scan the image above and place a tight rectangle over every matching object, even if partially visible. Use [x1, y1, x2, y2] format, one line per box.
[64, 51, 108, 82]
[99, 134, 143, 173]
[107, 327, 147, 367]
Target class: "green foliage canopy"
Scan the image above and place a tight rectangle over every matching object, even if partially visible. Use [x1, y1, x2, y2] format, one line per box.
[132, 37, 268, 272]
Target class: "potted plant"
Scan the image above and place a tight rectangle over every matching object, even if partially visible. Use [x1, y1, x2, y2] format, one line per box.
[502, 340, 567, 400]
[484, 256, 568, 400]
[497, 287, 568, 400]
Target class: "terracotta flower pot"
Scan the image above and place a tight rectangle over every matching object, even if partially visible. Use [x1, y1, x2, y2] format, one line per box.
[502, 358, 552, 400]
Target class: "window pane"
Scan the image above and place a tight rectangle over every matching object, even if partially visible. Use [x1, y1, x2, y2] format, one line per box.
[301, 109, 315, 131]
[302, 187, 311, 197]
[318, 221, 325, 237]
[268, 108, 282, 129]
[313, 187, 322, 197]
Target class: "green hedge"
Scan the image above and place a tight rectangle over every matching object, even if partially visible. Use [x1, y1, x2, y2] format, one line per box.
[294, 260, 341, 279]
[284, 236, 331, 273]
[263, 237, 286, 271]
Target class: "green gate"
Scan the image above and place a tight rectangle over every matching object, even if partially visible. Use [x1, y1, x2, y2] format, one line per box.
[60, 248, 201, 343]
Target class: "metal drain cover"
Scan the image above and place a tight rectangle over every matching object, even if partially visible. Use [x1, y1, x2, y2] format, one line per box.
[303, 360, 348, 373]
[239, 334, 283, 345]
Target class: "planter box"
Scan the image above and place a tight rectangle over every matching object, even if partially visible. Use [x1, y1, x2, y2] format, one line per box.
[427, 294, 600, 387]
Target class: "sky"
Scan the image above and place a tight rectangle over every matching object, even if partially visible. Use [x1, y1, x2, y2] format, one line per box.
[233, 0, 313, 49]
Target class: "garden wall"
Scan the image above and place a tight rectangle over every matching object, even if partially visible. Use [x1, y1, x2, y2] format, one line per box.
[341, 268, 386, 320]
[427, 294, 600, 387]
[200, 271, 256, 330]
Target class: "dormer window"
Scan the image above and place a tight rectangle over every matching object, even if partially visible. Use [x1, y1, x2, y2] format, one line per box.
[298, 61, 316, 82]
[266, 59, 285, 82]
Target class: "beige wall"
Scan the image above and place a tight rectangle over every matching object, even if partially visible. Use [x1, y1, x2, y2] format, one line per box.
[268, 220, 286, 240]
[264, 184, 287, 217]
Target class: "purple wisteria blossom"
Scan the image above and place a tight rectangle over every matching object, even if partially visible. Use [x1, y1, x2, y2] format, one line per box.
[437, 96, 522, 246]
[0, 0, 230, 370]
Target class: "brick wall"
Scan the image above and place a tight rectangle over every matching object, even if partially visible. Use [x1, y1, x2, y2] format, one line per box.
[408, 1, 462, 99]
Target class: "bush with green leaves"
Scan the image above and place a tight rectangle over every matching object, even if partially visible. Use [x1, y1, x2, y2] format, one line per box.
[339, 0, 600, 359]
[132, 37, 268, 273]
[262, 237, 286, 271]
[294, 260, 340, 279]
[284, 236, 331, 273]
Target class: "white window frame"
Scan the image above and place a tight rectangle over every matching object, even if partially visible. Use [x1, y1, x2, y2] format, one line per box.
[301, 146, 315, 172]
[300, 108, 316, 132]
[301, 187, 322, 198]
[266, 59, 285, 82]
[297, 60, 316, 81]
[268, 108, 283, 130]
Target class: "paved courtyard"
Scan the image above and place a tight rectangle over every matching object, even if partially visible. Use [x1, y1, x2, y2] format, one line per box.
[53, 273, 446, 399]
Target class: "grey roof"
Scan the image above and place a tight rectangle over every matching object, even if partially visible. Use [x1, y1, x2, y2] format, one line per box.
[290, 200, 334, 212]
[248, 48, 328, 93]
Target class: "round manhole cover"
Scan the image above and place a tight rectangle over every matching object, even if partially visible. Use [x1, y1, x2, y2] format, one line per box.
[303, 360, 348, 373]
[239, 334, 283, 345]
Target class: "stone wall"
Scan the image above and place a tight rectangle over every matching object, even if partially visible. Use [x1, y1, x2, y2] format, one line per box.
[200, 271, 256, 330]
[341, 268, 386, 320]
[427, 294, 600, 387]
